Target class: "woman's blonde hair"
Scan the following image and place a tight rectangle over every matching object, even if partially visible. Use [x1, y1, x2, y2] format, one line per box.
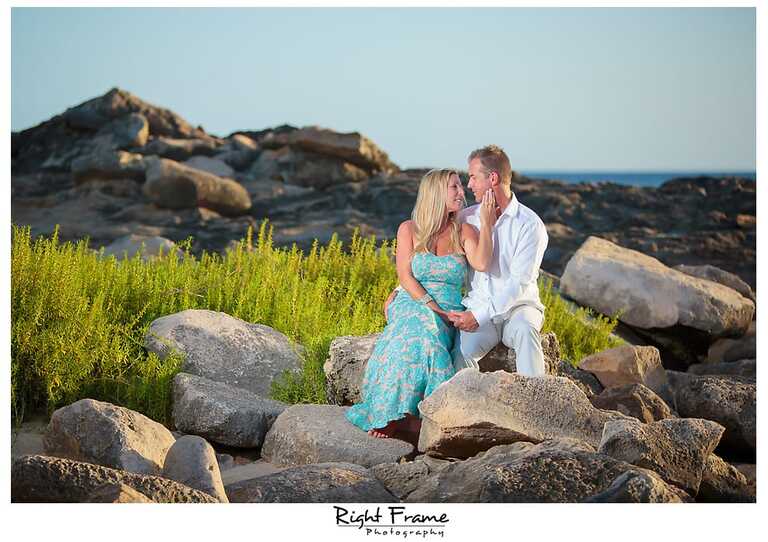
[411, 168, 465, 255]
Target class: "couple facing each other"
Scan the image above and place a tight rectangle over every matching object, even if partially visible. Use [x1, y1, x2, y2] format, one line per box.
[345, 145, 549, 439]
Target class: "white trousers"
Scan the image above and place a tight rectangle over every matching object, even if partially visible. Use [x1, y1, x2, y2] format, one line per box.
[452, 305, 546, 376]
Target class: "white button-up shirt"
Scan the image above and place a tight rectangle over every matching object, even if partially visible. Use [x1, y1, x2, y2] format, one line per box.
[458, 193, 548, 328]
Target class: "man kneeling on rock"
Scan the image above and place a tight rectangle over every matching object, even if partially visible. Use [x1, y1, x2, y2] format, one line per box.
[386, 145, 549, 376]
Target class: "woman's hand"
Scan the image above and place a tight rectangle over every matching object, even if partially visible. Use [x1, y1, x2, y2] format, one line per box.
[430, 306, 454, 326]
[383, 289, 398, 322]
[479, 188, 497, 228]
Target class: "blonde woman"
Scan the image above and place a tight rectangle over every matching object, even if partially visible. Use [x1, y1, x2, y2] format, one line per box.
[345, 168, 495, 439]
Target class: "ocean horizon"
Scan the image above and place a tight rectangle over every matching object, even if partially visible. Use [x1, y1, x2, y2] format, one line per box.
[519, 171, 756, 188]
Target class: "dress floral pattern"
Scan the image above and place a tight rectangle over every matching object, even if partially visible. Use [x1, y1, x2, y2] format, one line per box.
[345, 251, 467, 431]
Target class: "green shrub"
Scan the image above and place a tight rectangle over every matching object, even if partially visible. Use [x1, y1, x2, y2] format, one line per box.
[539, 277, 623, 364]
[11, 222, 620, 427]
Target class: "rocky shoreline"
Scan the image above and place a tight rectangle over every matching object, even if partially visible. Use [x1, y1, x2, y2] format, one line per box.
[12, 88, 756, 289]
[11, 309, 756, 503]
[10, 88, 757, 503]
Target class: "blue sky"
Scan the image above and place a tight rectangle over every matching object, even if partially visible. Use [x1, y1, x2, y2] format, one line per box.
[11, 7, 756, 171]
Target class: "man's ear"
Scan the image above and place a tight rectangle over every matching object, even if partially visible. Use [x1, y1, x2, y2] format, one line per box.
[490, 171, 500, 187]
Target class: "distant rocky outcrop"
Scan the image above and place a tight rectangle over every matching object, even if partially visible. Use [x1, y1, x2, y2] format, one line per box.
[11, 88, 755, 289]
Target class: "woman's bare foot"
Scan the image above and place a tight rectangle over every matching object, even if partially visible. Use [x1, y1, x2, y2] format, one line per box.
[368, 420, 398, 438]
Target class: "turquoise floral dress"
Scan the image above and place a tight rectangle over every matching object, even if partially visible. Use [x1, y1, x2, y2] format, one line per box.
[345, 251, 467, 431]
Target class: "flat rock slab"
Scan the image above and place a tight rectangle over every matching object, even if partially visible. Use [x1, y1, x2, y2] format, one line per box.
[261, 404, 414, 468]
[43, 398, 176, 475]
[12, 455, 218, 503]
[417, 369, 628, 458]
[225, 462, 397, 503]
[666, 371, 756, 458]
[560, 236, 754, 336]
[145, 309, 302, 397]
[406, 439, 690, 503]
[598, 418, 725, 495]
[172, 372, 287, 448]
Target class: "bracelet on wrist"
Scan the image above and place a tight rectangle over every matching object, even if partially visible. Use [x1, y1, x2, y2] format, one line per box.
[417, 293, 434, 305]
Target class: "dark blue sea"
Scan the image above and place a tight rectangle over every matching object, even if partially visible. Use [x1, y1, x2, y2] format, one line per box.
[520, 171, 756, 188]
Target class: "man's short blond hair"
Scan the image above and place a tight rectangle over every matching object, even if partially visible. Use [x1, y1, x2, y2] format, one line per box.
[468, 145, 512, 186]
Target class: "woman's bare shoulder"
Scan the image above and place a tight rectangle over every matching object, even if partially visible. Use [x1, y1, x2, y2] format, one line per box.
[397, 220, 415, 235]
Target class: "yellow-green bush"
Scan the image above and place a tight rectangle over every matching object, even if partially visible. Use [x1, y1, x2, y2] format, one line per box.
[11, 222, 620, 427]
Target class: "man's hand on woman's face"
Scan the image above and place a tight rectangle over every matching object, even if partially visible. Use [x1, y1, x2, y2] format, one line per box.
[447, 311, 479, 332]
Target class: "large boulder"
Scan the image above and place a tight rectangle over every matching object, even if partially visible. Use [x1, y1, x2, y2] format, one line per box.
[161, 435, 228, 503]
[406, 439, 690, 503]
[225, 462, 397, 503]
[597, 418, 724, 495]
[417, 369, 629, 458]
[12, 455, 218, 503]
[43, 398, 176, 475]
[279, 148, 370, 189]
[674, 264, 755, 304]
[71, 150, 147, 184]
[578, 345, 675, 408]
[323, 332, 562, 406]
[261, 404, 413, 468]
[560, 236, 754, 337]
[666, 372, 756, 458]
[145, 309, 302, 397]
[698, 454, 755, 502]
[143, 157, 251, 216]
[172, 372, 287, 448]
[100, 234, 180, 261]
[260, 126, 399, 175]
[589, 383, 674, 423]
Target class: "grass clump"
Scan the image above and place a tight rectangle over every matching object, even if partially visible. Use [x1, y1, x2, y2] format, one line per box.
[539, 277, 623, 364]
[11, 221, 620, 427]
[11, 223, 397, 426]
